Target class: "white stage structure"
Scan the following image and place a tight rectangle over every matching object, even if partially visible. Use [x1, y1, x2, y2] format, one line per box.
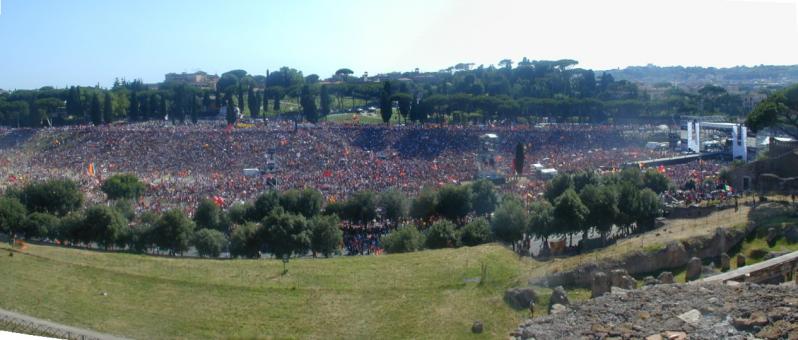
[685, 120, 747, 161]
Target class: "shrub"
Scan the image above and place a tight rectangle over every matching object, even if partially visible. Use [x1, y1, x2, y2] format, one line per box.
[425, 219, 459, 249]
[461, 217, 491, 246]
[382, 224, 425, 253]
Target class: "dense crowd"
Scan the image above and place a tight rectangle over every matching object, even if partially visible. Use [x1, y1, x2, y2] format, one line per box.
[0, 121, 727, 254]
[0, 121, 675, 206]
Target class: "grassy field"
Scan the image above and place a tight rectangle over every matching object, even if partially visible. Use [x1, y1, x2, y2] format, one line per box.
[0, 243, 542, 339]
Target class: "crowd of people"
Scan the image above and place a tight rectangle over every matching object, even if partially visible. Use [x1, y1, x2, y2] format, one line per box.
[0, 121, 676, 209]
[0, 120, 729, 254]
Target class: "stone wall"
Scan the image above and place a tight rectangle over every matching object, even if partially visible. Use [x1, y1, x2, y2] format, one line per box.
[533, 225, 749, 288]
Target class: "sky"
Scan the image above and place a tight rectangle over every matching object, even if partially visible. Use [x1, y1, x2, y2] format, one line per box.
[0, 0, 797, 89]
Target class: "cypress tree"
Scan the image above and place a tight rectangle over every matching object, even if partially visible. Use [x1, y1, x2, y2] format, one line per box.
[320, 85, 331, 116]
[90, 93, 102, 126]
[129, 91, 139, 121]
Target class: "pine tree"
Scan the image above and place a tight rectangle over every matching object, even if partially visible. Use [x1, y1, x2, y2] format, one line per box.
[237, 84, 245, 116]
[202, 91, 211, 112]
[103, 92, 113, 124]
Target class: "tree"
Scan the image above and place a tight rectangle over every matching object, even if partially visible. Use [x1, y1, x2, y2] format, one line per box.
[579, 184, 618, 237]
[225, 98, 237, 125]
[527, 200, 555, 242]
[642, 169, 670, 194]
[320, 85, 331, 116]
[460, 217, 491, 246]
[101, 174, 146, 200]
[279, 188, 323, 218]
[379, 81, 393, 124]
[237, 83, 245, 116]
[553, 189, 589, 242]
[129, 91, 139, 121]
[23, 212, 59, 239]
[309, 214, 342, 257]
[410, 188, 437, 220]
[300, 85, 318, 123]
[436, 184, 472, 221]
[0, 197, 27, 239]
[491, 199, 527, 243]
[16, 179, 83, 216]
[470, 179, 499, 216]
[395, 93, 412, 122]
[746, 84, 798, 139]
[261, 87, 269, 115]
[194, 198, 222, 232]
[335, 68, 354, 79]
[193, 229, 227, 258]
[153, 209, 195, 255]
[260, 208, 311, 261]
[90, 93, 102, 125]
[378, 189, 408, 223]
[247, 191, 280, 222]
[337, 190, 377, 223]
[229, 222, 262, 258]
[247, 86, 260, 119]
[544, 174, 574, 203]
[514, 142, 525, 175]
[381, 224, 425, 253]
[190, 93, 198, 124]
[634, 188, 662, 228]
[425, 219, 459, 249]
[103, 92, 113, 123]
[84, 205, 127, 250]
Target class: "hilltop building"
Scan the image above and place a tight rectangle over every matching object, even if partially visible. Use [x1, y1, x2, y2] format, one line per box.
[164, 71, 219, 89]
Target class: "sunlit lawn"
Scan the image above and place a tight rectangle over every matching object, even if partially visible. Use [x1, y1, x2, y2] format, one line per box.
[0, 243, 537, 339]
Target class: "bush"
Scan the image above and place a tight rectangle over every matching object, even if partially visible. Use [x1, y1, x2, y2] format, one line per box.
[382, 224, 425, 253]
[425, 220, 459, 249]
[101, 174, 146, 200]
[461, 217, 491, 246]
[193, 228, 228, 258]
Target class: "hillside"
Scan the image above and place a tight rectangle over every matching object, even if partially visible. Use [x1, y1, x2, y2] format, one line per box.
[0, 243, 536, 339]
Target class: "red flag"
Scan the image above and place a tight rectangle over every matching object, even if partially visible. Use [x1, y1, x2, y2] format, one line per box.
[323, 170, 332, 177]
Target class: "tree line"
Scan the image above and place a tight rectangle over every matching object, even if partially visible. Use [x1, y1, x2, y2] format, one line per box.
[0, 167, 667, 258]
[0, 59, 761, 128]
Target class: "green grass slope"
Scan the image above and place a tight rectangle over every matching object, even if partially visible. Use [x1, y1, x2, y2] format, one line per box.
[0, 243, 535, 339]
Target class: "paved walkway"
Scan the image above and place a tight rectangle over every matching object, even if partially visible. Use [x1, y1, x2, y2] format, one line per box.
[0, 307, 130, 340]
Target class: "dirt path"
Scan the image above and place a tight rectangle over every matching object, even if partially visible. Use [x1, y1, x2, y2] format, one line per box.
[0, 307, 130, 340]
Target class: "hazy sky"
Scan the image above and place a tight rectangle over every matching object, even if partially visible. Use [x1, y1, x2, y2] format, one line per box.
[0, 0, 796, 89]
